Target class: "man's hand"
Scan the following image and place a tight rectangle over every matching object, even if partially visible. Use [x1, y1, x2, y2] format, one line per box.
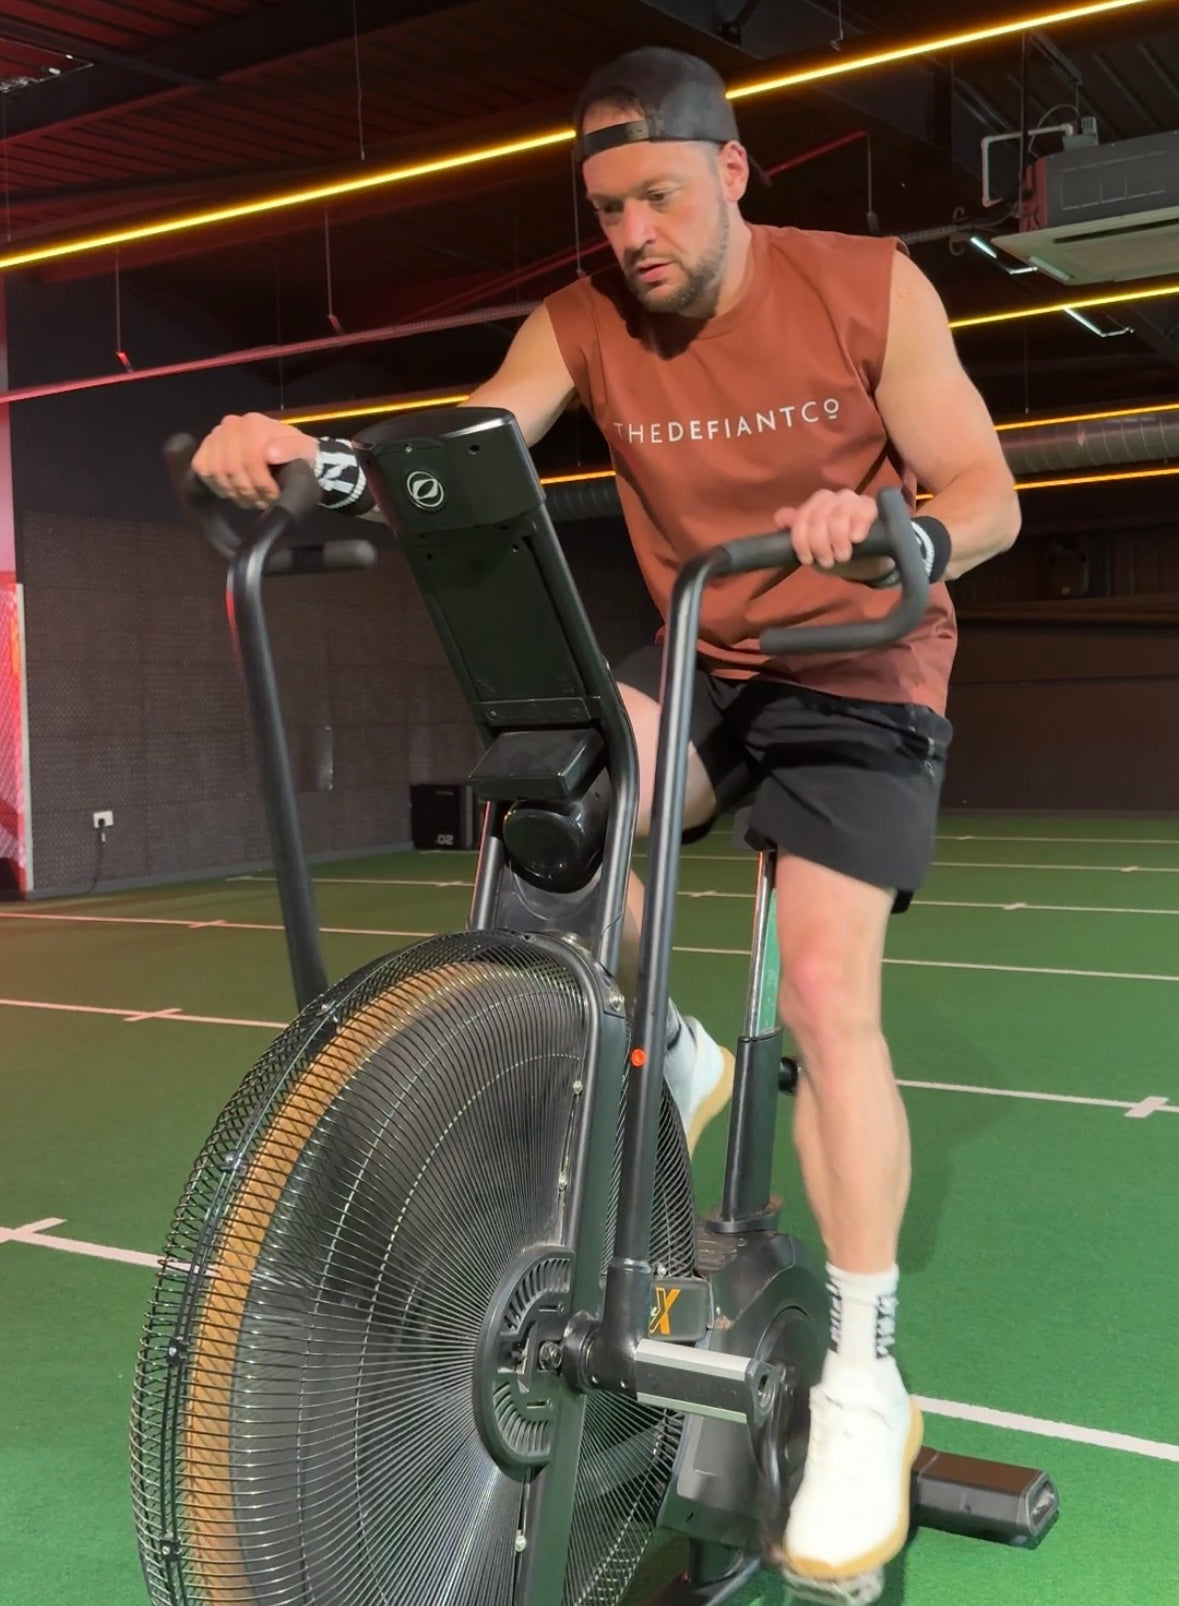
[191, 413, 318, 512]
[772, 488, 894, 585]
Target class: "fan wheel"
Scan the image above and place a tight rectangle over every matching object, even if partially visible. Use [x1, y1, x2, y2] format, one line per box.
[131, 932, 696, 1606]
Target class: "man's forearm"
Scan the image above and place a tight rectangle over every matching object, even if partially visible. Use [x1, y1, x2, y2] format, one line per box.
[920, 467, 1021, 582]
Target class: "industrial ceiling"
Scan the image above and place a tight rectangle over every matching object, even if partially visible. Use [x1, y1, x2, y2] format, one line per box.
[2, 0, 1178, 522]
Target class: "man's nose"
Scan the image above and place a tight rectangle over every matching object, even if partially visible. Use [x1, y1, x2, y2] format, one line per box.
[618, 201, 657, 256]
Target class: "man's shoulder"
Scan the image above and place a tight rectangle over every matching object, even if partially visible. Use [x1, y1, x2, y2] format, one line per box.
[545, 260, 629, 315]
[756, 223, 904, 270]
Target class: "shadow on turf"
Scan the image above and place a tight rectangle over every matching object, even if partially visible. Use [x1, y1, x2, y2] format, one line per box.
[891, 996, 1018, 1276]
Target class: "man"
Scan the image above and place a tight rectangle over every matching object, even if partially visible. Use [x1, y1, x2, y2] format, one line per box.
[192, 45, 1019, 1601]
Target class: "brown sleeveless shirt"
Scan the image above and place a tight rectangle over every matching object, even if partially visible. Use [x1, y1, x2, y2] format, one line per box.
[544, 225, 957, 714]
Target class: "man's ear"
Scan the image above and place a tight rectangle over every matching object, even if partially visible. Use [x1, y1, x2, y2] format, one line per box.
[717, 140, 750, 203]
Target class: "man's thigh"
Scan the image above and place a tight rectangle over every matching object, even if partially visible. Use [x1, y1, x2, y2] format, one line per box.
[713, 677, 952, 913]
[613, 643, 751, 836]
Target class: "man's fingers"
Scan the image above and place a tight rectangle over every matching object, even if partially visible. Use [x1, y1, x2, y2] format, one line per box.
[190, 417, 299, 510]
[790, 494, 831, 564]
[784, 491, 881, 569]
[242, 451, 280, 504]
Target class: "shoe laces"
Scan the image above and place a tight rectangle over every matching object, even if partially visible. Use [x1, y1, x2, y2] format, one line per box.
[805, 1380, 893, 1490]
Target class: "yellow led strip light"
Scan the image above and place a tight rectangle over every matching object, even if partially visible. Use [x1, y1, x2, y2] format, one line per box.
[0, 0, 1163, 274]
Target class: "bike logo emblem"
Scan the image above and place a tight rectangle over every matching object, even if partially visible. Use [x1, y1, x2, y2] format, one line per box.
[406, 471, 446, 510]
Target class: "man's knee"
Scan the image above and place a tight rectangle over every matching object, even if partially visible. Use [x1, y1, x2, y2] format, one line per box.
[775, 861, 891, 1063]
[779, 944, 881, 1060]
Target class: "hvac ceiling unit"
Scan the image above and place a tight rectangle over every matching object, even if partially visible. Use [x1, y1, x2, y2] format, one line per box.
[992, 129, 1179, 284]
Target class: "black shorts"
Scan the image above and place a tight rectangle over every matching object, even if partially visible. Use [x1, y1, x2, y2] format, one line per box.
[615, 643, 953, 914]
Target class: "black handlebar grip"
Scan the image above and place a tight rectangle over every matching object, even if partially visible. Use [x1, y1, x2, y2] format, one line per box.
[544, 478, 624, 523]
[163, 433, 240, 562]
[163, 431, 324, 565]
[715, 530, 796, 575]
[758, 488, 931, 657]
[266, 540, 378, 576]
[272, 458, 321, 523]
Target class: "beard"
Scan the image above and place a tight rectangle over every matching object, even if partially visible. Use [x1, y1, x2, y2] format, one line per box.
[624, 205, 731, 317]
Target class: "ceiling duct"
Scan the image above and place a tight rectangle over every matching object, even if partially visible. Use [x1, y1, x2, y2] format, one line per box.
[993, 129, 1179, 285]
[543, 410, 1179, 522]
[1001, 409, 1179, 474]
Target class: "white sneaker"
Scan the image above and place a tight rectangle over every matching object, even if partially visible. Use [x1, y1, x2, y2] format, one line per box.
[779, 1355, 922, 1601]
[663, 1016, 735, 1156]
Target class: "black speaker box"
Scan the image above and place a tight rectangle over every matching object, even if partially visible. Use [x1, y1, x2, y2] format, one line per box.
[409, 781, 477, 851]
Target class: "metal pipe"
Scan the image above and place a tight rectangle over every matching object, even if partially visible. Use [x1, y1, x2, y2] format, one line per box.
[0, 300, 538, 406]
[0, 128, 868, 406]
[1002, 411, 1179, 473]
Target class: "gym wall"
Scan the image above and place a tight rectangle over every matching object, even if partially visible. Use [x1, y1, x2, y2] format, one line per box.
[10, 275, 1179, 898]
[946, 502, 1179, 812]
[7, 273, 468, 895]
[6, 274, 660, 896]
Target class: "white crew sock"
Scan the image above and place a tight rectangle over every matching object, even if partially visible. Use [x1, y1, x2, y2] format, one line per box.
[826, 1262, 900, 1379]
[662, 1000, 694, 1099]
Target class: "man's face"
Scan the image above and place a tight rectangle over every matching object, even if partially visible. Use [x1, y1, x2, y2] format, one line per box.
[580, 106, 737, 316]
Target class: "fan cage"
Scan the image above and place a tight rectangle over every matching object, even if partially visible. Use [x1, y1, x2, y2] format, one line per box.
[130, 931, 696, 1606]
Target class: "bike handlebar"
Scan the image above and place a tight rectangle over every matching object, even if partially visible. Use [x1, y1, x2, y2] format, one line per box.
[720, 486, 930, 655]
[162, 433, 377, 576]
[164, 431, 926, 653]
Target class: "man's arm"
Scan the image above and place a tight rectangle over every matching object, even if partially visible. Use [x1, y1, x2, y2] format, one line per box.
[191, 306, 578, 516]
[875, 252, 1020, 580]
[356, 304, 577, 519]
[464, 304, 579, 446]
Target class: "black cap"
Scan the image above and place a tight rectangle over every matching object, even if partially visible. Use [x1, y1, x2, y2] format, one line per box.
[574, 47, 742, 164]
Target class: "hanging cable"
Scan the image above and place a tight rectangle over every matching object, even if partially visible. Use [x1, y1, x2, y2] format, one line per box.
[324, 209, 343, 333]
[352, 0, 367, 162]
[114, 253, 131, 371]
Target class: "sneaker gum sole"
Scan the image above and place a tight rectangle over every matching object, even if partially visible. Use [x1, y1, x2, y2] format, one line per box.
[783, 1398, 924, 1582]
[686, 1046, 736, 1156]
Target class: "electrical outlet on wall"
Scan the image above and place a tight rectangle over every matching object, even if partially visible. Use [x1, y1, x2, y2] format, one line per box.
[92, 810, 114, 830]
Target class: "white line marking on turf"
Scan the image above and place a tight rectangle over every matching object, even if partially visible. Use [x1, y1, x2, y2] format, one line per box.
[13, 892, 1179, 931]
[10, 912, 1179, 990]
[894, 1078, 1177, 1116]
[0, 997, 285, 1029]
[8, 922, 1179, 989]
[920, 899, 1179, 916]
[232, 873, 472, 888]
[939, 834, 1179, 846]
[1125, 1096, 1172, 1119]
[886, 956, 1179, 983]
[231, 858, 1179, 884]
[2, 1216, 1175, 1464]
[676, 944, 1179, 984]
[0, 1218, 167, 1269]
[915, 1395, 1179, 1463]
[1, 993, 1173, 1115]
[0, 910, 431, 938]
[935, 860, 1179, 873]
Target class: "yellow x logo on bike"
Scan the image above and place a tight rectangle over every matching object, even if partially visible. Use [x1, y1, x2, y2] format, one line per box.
[649, 1286, 681, 1336]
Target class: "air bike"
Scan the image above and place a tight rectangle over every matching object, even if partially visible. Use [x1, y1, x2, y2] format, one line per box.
[131, 407, 1058, 1606]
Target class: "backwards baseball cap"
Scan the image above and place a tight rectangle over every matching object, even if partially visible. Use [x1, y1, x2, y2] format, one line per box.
[574, 47, 743, 164]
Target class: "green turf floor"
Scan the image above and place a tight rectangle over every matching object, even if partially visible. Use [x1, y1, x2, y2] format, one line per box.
[1, 813, 1177, 1605]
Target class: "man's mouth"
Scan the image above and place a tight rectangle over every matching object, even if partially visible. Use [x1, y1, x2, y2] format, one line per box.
[634, 259, 673, 283]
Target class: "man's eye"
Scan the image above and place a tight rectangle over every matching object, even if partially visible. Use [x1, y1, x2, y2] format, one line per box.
[647, 191, 672, 206]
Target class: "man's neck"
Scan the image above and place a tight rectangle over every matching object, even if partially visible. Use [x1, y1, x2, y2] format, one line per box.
[675, 217, 754, 324]
[713, 219, 754, 317]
